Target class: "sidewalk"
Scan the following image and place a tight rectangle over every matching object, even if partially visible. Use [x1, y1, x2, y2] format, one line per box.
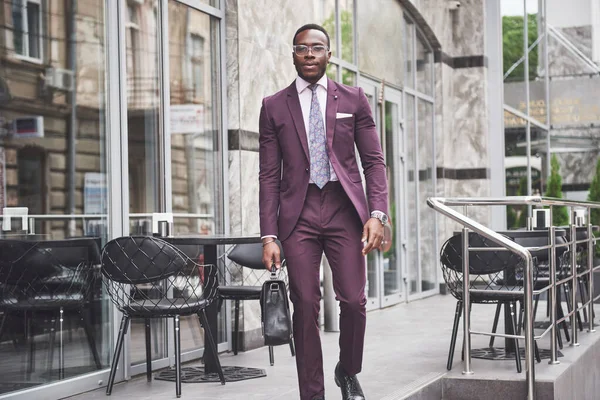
[67, 295, 463, 400]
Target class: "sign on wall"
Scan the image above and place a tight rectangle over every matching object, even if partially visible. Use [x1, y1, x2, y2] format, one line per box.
[84, 172, 107, 215]
[170, 104, 205, 134]
[504, 78, 600, 127]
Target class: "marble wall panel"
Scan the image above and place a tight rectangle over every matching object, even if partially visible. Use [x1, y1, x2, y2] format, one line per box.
[548, 26, 595, 76]
[356, 0, 404, 87]
[226, 0, 241, 131]
[449, 0, 485, 56]
[240, 150, 261, 235]
[446, 66, 488, 169]
[237, 0, 316, 58]
[418, 0, 484, 57]
[438, 63, 454, 166]
[228, 151, 242, 234]
[237, 40, 297, 133]
[227, 38, 241, 131]
[418, 0, 452, 52]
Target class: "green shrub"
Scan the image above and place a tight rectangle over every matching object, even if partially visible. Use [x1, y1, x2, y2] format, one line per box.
[544, 154, 569, 226]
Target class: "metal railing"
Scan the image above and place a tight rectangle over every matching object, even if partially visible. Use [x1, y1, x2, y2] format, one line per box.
[427, 196, 600, 400]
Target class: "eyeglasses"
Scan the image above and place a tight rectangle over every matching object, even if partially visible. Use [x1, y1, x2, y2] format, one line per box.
[292, 45, 329, 56]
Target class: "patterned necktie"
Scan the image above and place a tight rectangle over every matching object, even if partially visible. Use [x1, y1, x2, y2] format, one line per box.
[308, 84, 330, 188]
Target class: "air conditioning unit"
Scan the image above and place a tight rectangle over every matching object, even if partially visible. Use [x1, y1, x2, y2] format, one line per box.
[44, 67, 74, 92]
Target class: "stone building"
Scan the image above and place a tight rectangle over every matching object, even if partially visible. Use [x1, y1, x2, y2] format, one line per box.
[0, 0, 597, 399]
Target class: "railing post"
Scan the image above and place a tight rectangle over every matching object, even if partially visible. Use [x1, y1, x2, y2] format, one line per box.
[588, 207, 595, 333]
[571, 208, 580, 346]
[549, 222, 560, 364]
[461, 227, 473, 375]
[524, 254, 536, 400]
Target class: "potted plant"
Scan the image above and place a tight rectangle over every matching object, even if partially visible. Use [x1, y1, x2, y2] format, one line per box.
[587, 157, 600, 260]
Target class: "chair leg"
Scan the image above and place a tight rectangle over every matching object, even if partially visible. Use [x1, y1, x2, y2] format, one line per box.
[269, 346, 274, 366]
[46, 315, 58, 377]
[563, 281, 583, 332]
[27, 311, 36, 375]
[517, 301, 524, 335]
[489, 303, 501, 348]
[199, 310, 225, 385]
[579, 277, 589, 324]
[80, 309, 102, 370]
[59, 308, 65, 379]
[448, 301, 462, 371]
[556, 285, 569, 345]
[288, 338, 295, 357]
[233, 300, 240, 356]
[106, 315, 130, 396]
[145, 318, 152, 382]
[510, 302, 522, 373]
[174, 316, 181, 398]
[0, 313, 8, 343]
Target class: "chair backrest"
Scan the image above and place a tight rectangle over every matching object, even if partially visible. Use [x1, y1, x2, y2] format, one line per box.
[101, 236, 186, 284]
[440, 232, 519, 275]
[0, 239, 97, 307]
[0, 240, 60, 285]
[101, 236, 217, 316]
[227, 241, 285, 270]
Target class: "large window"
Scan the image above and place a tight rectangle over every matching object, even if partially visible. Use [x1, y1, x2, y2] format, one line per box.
[0, 0, 111, 396]
[320, 0, 357, 85]
[502, 0, 600, 227]
[11, 0, 43, 60]
[404, 16, 436, 297]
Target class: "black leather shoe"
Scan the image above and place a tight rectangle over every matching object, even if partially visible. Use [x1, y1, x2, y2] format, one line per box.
[334, 362, 365, 400]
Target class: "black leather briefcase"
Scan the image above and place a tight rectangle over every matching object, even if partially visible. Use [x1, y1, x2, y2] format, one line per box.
[260, 270, 292, 346]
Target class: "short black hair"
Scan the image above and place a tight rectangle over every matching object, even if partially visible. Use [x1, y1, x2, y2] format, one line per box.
[293, 24, 330, 48]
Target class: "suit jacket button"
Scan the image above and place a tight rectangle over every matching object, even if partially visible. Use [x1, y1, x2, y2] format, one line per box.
[305, 168, 309, 173]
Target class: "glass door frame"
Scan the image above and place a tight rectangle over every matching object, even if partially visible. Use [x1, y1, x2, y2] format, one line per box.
[382, 86, 407, 308]
[111, 0, 230, 382]
[404, 87, 438, 302]
[358, 76, 408, 309]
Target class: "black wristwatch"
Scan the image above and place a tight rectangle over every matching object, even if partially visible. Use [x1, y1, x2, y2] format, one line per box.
[370, 211, 388, 226]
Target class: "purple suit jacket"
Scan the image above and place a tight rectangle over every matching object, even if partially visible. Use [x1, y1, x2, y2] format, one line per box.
[258, 78, 388, 242]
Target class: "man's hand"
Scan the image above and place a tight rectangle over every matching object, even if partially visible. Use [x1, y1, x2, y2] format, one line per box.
[361, 218, 384, 255]
[262, 240, 281, 271]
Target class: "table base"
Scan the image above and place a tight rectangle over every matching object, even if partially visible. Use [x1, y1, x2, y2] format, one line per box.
[471, 347, 563, 361]
[155, 366, 266, 383]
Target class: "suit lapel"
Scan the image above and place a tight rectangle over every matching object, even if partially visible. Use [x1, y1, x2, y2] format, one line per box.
[286, 82, 310, 162]
[325, 79, 339, 151]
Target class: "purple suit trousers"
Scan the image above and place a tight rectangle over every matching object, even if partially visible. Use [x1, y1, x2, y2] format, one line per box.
[282, 182, 366, 399]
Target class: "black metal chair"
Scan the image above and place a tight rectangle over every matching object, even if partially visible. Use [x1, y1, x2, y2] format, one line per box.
[219, 241, 295, 366]
[101, 236, 225, 398]
[0, 238, 102, 379]
[440, 232, 541, 373]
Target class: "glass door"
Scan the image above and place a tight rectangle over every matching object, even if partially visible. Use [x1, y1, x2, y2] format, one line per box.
[381, 87, 405, 307]
[120, 0, 227, 375]
[166, 0, 225, 361]
[358, 77, 406, 309]
[123, 0, 170, 374]
[358, 78, 381, 310]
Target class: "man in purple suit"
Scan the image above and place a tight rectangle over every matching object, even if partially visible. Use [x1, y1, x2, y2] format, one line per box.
[259, 24, 389, 400]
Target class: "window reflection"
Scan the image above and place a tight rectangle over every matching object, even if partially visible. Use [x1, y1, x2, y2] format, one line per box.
[0, 0, 110, 394]
[168, 0, 222, 354]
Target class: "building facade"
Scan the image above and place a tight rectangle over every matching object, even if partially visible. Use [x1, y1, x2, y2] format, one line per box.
[0, 0, 597, 399]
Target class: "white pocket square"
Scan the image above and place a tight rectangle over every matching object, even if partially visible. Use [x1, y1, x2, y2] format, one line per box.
[336, 112, 353, 119]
